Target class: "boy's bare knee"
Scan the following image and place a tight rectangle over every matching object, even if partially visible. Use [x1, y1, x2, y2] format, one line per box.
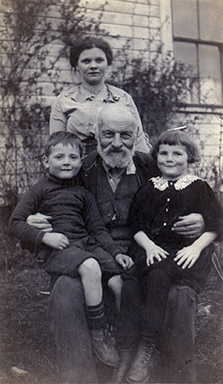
[78, 258, 101, 280]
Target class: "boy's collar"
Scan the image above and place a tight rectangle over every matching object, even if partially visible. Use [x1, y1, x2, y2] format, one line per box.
[48, 173, 78, 186]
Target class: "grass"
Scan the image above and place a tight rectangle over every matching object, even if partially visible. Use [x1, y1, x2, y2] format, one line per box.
[0, 225, 223, 384]
[196, 275, 223, 383]
[0, 225, 57, 384]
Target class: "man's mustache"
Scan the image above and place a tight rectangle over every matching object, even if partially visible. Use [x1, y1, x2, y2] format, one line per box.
[105, 148, 128, 155]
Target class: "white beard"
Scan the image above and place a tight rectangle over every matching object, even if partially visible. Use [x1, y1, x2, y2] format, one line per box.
[97, 142, 135, 169]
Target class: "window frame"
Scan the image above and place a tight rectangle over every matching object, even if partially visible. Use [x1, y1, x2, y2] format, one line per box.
[171, 0, 223, 107]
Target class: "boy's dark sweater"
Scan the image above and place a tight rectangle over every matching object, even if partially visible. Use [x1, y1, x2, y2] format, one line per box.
[9, 174, 121, 257]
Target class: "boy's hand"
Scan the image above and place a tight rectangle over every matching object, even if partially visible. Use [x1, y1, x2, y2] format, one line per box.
[42, 232, 70, 250]
[27, 212, 53, 232]
[146, 245, 168, 266]
[115, 254, 134, 270]
[174, 245, 201, 269]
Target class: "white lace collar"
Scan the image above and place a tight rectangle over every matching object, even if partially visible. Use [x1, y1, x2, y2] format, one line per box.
[150, 174, 202, 191]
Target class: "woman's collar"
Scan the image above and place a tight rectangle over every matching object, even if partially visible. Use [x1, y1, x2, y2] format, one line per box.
[62, 83, 125, 102]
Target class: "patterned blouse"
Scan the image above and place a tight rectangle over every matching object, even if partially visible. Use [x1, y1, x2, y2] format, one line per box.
[49, 83, 150, 155]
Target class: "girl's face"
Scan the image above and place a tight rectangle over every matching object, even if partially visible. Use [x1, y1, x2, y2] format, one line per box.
[77, 47, 108, 86]
[157, 144, 188, 180]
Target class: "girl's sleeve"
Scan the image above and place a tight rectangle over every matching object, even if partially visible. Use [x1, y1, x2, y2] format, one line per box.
[49, 94, 67, 133]
[8, 187, 45, 253]
[199, 181, 223, 241]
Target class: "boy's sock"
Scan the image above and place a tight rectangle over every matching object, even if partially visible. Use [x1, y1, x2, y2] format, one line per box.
[85, 301, 119, 366]
[85, 301, 107, 330]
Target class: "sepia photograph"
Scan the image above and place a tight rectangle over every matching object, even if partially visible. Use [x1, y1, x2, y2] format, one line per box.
[0, 0, 223, 383]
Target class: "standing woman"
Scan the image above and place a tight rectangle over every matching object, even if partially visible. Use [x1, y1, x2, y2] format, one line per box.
[50, 36, 150, 156]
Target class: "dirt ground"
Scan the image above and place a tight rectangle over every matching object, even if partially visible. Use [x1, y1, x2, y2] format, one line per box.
[0, 229, 223, 384]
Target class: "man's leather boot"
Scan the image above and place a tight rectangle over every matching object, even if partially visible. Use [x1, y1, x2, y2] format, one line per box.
[111, 348, 135, 383]
[90, 327, 119, 366]
[126, 339, 155, 383]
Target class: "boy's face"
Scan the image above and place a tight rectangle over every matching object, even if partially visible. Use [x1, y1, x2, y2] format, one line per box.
[45, 143, 82, 180]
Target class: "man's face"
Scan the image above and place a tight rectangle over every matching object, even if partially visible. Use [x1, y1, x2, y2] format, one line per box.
[97, 121, 136, 168]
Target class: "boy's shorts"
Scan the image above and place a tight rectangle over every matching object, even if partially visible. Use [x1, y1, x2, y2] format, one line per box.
[38, 237, 121, 279]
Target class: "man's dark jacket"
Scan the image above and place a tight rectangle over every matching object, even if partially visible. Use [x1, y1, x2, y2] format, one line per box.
[81, 150, 160, 252]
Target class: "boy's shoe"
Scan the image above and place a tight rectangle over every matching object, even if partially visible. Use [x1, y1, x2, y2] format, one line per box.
[90, 327, 119, 366]
[126, 340, 154, 383]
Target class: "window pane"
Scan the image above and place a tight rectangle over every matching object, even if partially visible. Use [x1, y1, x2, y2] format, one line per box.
[199, 0, 223, 42]
[172, 0, 198, 38]
[174, 41, 197, 69]
[199, 45, 222, 104]
[173, 41, 199, 103]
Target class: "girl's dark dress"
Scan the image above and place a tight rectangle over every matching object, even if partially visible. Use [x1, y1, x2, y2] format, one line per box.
[125, 174, 223, 340]
[127, 174, 223, 294]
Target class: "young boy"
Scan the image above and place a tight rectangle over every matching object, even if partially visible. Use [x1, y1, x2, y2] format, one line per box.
[9, 131, 133, 366]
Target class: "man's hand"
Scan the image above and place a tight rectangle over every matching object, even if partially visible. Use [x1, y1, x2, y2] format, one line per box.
[27, 212, 52, 232]
[172, 213, 205, 239]
[146, 245, 168, 266]
[42, 232, 69, 250]
[174, 244, 201, 269]
[115, 254, 134, 270]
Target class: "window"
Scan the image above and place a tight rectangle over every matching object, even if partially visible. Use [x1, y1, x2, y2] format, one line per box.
[171, 0, 223, 105]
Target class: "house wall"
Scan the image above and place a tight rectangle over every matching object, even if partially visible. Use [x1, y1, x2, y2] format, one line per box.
[0, 0, 222, 204]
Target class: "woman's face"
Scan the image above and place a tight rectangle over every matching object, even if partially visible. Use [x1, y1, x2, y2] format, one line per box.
[77, 47, 108, 85]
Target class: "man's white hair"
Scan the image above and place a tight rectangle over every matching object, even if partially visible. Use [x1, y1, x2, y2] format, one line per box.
[95, 104, 138, 140]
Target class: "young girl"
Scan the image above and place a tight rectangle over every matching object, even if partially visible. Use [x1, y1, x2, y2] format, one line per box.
[122, 129, 223, 383]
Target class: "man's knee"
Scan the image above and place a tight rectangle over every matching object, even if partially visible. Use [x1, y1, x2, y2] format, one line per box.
[162, 286, 197, 383]
[167, 285, 197, 310]
[48, 275, 85, 318]
[164, 285, 197, 345]
[48, 276, 98, 383]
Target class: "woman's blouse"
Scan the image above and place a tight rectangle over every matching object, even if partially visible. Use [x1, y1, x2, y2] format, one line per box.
[129, 174, 223, 251]
[49, 84, 150, 155]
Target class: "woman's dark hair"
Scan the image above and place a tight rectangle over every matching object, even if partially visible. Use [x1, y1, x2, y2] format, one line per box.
[70, 36, 113, 69]
[151, 129, 200, 164]
[45, 131, 83, 158]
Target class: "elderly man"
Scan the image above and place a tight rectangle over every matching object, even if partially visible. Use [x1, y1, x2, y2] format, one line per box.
[27, 105, 204, 383]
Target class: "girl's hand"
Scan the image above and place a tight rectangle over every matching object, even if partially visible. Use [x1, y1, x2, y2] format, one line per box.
[42, 232, 70, 250]
[115, 254, 134, 270]
[146, 246, 168, 266]
[174, 245, 201, 269]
